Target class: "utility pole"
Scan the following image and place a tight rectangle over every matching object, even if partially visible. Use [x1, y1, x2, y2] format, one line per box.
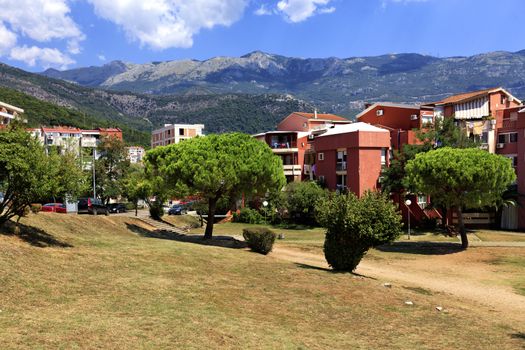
[92, 148, 96, 198]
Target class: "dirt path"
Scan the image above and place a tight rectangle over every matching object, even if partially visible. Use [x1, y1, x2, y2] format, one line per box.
[271, 246, 525, 324]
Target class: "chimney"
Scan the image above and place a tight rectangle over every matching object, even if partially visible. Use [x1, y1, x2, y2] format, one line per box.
[314, 109, 318, 119]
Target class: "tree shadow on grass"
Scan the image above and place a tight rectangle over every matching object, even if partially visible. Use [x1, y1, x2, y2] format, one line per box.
[1, 221, 72, 248]
[510, 332, 525, 341]
[125, 223, 248, 249]
[376, 242, 463, 255]
[294, 262, 377, 279]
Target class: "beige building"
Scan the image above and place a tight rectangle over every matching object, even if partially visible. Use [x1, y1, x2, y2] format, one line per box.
[0, 101, 24, 126]
[151, 123, 204, 148]
[127, 146, 145, 163]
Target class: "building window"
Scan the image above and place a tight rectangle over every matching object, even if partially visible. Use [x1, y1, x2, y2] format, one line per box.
[481, 132, 488, 144]
[381, 148, 387, 165]
[499, 132, 519, 143]
[318, 152, 324, 161]
[417, 195, 427, 209]
[421, 116, 433, 125]
[376, 109, 384, 116]
[179, 128, 185, 136]
[505, 155, 518, 168]
[336, 150, 347, 171]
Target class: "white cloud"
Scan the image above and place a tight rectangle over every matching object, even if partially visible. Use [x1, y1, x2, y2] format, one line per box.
[9, 45, 75, 69]
[98, 54, 106, 61]
[276, 0, 335, 23]
[87, 0, 248, 50]
[0, 0, 84, 68]
[254, 4, 272, 16]
[0, 0, 84, 43]
[0, 23, 17, 55]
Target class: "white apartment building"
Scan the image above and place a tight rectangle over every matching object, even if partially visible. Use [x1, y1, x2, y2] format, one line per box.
[0, 101, 24, 126]
[127, 146, 145, 163]
[151, 123, 204, 148]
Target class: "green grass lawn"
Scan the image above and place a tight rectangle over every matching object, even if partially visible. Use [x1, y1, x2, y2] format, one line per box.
[474, 230, 525, 242]
[1, 214, 523, 349]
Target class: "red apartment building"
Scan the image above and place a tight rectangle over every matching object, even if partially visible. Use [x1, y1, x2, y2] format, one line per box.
[254, 111, 351, 183]
[313, 122, 390, 195]
[357, 88, 523, 229]
[494, 106, 525, 230]
[357, 102, 434, 150]
[424, 87, 521, 153]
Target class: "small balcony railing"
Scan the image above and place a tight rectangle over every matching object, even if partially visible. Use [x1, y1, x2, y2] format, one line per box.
[270, 141, 297, 149]
[502, 119, 517, 129]
[336, 162, 347, 171]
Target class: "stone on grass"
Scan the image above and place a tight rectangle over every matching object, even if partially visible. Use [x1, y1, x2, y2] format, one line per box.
[405, 301, 414, 306]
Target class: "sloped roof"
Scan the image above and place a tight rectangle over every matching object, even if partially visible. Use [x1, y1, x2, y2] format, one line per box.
[429, 87, 522, 105]
[291, 112, 350, 122]
[318, 122, 389, 137]
[42, 126, 81, 133]
[356, 102, 420, 120]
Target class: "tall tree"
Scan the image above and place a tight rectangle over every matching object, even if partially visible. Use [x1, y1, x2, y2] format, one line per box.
[405, 147, 516, 249]
[0, 126, 49, 228]
[94, 136, 130, 204]
[146, 133, 286, 238]
[46, 148, 88, 203]
[122, 164, 151, 216]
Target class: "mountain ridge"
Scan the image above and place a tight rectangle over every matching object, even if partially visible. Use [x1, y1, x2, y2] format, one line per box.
[39, 50, 525, 115]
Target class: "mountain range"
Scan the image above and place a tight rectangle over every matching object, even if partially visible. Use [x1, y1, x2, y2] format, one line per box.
[42, 50, 525, 114]
[1, 50, 525, 146]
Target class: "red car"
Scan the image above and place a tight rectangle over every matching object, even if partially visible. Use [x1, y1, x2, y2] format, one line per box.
[41, 203, 67, 213]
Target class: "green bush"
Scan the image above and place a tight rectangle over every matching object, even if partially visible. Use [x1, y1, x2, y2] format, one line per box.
[243, 227, 276, 255]
[30, 203, 42, 214]
[285, 181, 328, 225]
[233, 207, 265, 224]
[316, 191, 402, 272]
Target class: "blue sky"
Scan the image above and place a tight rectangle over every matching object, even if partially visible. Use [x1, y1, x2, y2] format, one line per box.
[1, 0, 524, 71]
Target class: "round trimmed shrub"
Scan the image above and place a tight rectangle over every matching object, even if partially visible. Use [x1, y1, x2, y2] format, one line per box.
[243, 227, 276, 255]
[316, 191, 402, 272]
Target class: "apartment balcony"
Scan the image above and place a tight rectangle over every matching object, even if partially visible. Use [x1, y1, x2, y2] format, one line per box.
[336, 162, 347, 172]
[283, 164, 302, 176]
[270, 141, 298, 153]
[81, 137, 98, 148]
[502, 119, 517, 129]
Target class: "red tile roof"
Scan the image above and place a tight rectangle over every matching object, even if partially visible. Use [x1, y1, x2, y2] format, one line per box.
[292, 112, 349, 122]
[42, 126, 81, 133]
[429, 87, 520, 105]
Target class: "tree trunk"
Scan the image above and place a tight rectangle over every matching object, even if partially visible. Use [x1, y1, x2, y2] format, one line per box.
[204, 198, 217, 239]
[457, 207, 468, 249]
[441, 207, 448, 228]
[135, 202, 138, 217]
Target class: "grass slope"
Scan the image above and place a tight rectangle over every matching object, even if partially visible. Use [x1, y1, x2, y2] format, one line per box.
[0, 214, 523, 349]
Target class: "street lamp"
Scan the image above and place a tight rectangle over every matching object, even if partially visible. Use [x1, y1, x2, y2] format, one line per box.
[262, 200, 269, 224]
[405, 199, 412, 240]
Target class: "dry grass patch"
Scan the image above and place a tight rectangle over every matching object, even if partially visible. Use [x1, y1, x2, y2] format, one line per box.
[0, 214, 523, 349]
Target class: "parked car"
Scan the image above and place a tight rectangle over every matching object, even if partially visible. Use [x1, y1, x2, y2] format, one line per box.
[41, 203, 67, 213]
[77, 197, 109, 215]
[108, 203, 127, 213]
[168, 204, 187, 215]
